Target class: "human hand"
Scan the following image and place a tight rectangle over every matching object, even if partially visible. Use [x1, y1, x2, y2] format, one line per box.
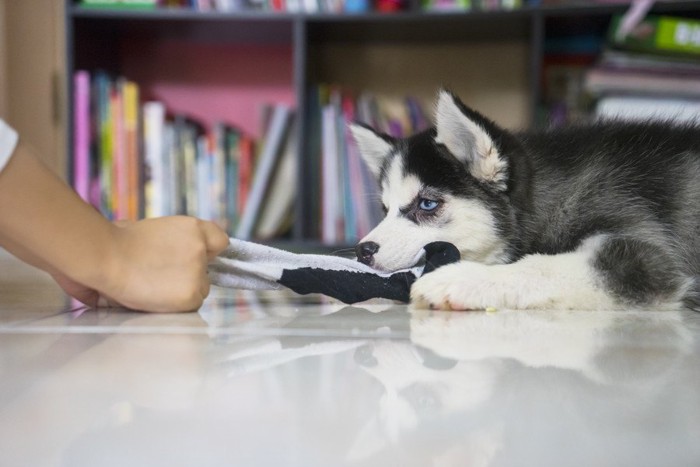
[88, 216, 229, 312]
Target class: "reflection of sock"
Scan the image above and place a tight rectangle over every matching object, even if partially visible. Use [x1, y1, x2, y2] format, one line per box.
[209, 239, 459, 304]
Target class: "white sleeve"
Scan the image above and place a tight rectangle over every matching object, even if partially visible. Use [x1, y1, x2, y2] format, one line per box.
[0, 119, 19, 174]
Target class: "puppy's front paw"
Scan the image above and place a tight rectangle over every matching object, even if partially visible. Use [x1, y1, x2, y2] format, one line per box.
[410, 262, 492, 311]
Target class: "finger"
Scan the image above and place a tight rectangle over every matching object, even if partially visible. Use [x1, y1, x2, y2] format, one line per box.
[199, 220, 230, 260]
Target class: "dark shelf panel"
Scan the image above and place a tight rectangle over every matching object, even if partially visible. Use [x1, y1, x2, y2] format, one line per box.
[71, 9, 296, 45]
[536, 0, 700, 18]
[71, 6, 300, 21]
[307, 12, 532, 43]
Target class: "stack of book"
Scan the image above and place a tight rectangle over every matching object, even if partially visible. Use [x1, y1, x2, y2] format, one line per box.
[584, 14, 700, 123]
[74, 71, 142, 222]
[80, 0, 391, 13]
[421, 0, 521, 12]
[308, 85, 430, 245]
[539, 33, 602, 126]
[81, 0, 158, 9]
[73, 70, 296, 239]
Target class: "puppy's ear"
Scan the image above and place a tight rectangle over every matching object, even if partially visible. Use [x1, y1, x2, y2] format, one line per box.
[434, 90, 508, 190]
[349, 123, 394, 179]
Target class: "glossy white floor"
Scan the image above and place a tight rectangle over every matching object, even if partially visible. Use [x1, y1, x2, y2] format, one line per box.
[1, 250, 699, 467]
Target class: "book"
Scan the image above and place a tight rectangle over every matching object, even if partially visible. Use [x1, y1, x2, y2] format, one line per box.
[254, 116, 297, 240]
[81, 0, 158, 9]
[609, 14, 700, 57]
[224, 128, 241, 233]
[235, 105, 292, 240]
[598, 49, 700, 76]
[123, 80, 140, 221]
[163, 122, 179, 216]
[422, 0, 471, 12]
[111, 81, 124, 220]
[336, 94, 355, 242]
[73, 71, 91, 203]
[94, 72, 113, 217]
[321, 102, 341, 244]
[143, 101, 167, 218]
[595, 95, 700, 124]
[237, 133, 255, 217]
[306, 86, 323, 239]
[584, 67, 700, 98]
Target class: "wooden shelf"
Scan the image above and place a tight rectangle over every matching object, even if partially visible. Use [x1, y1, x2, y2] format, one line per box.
[65, 0, 700, 245]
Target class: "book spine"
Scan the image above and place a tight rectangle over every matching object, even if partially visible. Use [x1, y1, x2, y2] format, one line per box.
[321, 104, 339, 244]
[143, 101, 166, 218]
[113, 80, 126, 220]
[123, 81, 140, 221]
[73, 71, 91, 203]
[98, 74, 113, 219]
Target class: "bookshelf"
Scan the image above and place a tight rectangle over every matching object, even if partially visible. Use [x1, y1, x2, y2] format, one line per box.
[65, 0, 700, 249]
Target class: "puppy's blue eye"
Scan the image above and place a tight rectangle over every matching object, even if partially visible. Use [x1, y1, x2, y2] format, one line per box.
[419, 199, 439, 211]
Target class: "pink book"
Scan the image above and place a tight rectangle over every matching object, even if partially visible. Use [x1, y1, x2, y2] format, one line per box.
[111, 86, 125, 220]
[73, 71, 90, 203]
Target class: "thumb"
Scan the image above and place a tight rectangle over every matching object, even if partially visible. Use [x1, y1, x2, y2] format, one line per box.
[199, 220, 230, 260]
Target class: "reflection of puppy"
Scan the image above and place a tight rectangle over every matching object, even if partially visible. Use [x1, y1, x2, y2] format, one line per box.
[352, 89, 700, 311]
[410, 309, 693, 384]
[346, 309, 698, 465]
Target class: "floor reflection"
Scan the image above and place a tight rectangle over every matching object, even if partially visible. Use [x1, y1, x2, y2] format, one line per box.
[2, 287, 699, 466]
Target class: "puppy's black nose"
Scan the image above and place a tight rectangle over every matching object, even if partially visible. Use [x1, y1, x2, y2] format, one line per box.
[356, 242, 379, 266]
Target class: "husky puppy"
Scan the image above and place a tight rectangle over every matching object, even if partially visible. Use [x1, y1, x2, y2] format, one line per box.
[351, 90, 700, 311]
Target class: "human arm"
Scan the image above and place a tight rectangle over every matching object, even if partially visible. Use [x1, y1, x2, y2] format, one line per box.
[0, 140, 230, 312]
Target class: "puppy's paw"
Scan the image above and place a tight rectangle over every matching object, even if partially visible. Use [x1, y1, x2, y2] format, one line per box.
[410, 262, 496, 311]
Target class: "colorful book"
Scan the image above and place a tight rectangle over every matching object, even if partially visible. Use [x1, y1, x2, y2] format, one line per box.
[112, 82, 125, 220]
[609, 14, 700, 56]
[123, 80, 140, 221]
[95, 72, 113, 218]
[224, 128, 241, 233]
[73, 71, 91, 203]
[237, 134, 254, 216]
[80, 0, 158, 9]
